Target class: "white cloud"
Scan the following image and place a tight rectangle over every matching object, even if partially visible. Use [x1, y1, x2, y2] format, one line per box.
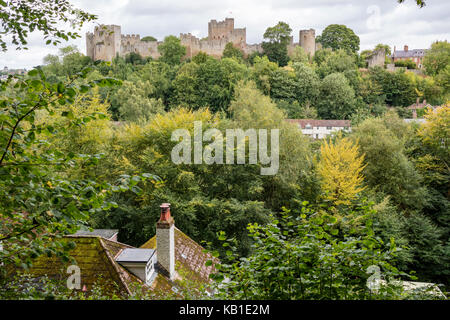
[1, 0, 449, 69]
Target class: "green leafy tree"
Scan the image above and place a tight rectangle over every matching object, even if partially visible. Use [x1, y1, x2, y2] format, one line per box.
[268, 68, 298, 102]
[125, 52, 146, 65]
[316, 49, 360, 90]
[262, 21, 292, 67]
[210, 202, 409, 300]
[368, 67, 417, 107]
[134, 61, 176, 105]
[394, 59, 417, 69]
[350, 114, 427, 211]
[141, 36, 157, 42]
[375, 44, 392, 56]
[251, 55, 278, 95]
[158, 35, 187, 66]
[290, 46, 309, 64]
[435, 65, 450, 98]
[313, 48, 333, 66]
[113, 80, 165, 122]
[0, 1, 157, 281]
[423, 41, 450, 76]
[172, 57, 247, 112]
[0, 0, 96, 51]
[222, 42, 244, 61]
[42, 46, 92, 78]
[359, 49, 373, 68]
[317, 72, 357, 119]
[0, 68, 155, 273]
[318, 24, 360, 54]
[406, 106, 450, 285]
[292, 62, 320, 106]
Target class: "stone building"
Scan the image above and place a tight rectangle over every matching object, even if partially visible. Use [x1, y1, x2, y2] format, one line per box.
[180, 18, 259, 58]
[299, 29, 316, 56]
[367, 48, 386, 68]
[86, 18, 318, 61]
[86, 25, 161, 61]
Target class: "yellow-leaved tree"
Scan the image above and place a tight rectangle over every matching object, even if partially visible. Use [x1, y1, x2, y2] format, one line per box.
[418, 105, 449, 170]
[316, 136, 366, 206]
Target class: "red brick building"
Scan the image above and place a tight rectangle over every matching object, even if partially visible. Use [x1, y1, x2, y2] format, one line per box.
[391, 45, 427, 69]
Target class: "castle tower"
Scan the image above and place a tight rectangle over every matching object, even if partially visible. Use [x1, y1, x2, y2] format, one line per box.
[208, 18, 235, 40]
[299, 29, 316, 57]
[86, 25, 121, 61]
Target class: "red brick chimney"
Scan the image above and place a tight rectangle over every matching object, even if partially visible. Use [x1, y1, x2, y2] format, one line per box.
[404, 45, 409, 52]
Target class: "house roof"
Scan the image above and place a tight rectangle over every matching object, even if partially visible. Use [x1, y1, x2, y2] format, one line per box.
[286, 119, 351, 129]
[392, 49, 427, 58]
[140, 227, 218, 286]
[23, 235, 141, 296]
[15, 226, 217, 298]
[407, 101, 433, 110]
[74, 229, 118, 239]
[116, 248, 155, 263]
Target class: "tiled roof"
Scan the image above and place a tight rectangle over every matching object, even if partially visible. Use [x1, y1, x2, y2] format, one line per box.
[392, 49, 427, 58]
[140, 227, 218, 284]
[74, 229, 118, 239]
[12, 225, 217, 298]
[23, 235, 141, 296]
[407, 102, 433, 110]
[286, 119, 351, 129]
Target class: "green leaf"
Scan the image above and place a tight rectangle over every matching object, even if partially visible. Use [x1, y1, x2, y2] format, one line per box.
[57, 82, 65, 94]
[28, 69, 38, 77]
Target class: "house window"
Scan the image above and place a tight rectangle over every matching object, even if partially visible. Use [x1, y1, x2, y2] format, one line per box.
[326, 126, 332, 130]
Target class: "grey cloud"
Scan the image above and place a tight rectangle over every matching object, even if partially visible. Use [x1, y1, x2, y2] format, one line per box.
[1, 0, 448, 69]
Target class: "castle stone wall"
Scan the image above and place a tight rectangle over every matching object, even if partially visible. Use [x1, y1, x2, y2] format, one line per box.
[367, 48, 385, 68]
[120, 34, 161, 59]
[86, 19, 316, 61]
[86, 25, 122, 61]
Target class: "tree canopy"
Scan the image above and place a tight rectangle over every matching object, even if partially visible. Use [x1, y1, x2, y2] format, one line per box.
[0, 0, 96, 51]
[318, 24, 360, 53]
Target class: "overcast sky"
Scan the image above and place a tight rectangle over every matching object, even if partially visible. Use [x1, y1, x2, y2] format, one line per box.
[1, 0, 449, 69]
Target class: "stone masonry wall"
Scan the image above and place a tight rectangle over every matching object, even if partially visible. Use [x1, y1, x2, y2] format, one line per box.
[86, 19, 316, 61]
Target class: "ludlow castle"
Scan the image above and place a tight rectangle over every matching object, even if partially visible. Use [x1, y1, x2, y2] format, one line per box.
[86, 18, 319, 61]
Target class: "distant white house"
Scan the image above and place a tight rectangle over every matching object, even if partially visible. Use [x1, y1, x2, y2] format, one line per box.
[404, 118, 427, 124]
[286, 119, 352, 139]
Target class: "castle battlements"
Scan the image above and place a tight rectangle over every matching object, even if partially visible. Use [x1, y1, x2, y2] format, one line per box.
[121, 34, 141, 41]
[86, 19, 316, 61]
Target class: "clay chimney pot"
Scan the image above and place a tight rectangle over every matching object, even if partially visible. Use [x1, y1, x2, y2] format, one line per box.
[159, 203, 171, 221]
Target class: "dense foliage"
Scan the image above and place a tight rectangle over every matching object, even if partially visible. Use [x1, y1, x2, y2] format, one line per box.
[0, 0, 96, 51]
[0, 1, 448, 300]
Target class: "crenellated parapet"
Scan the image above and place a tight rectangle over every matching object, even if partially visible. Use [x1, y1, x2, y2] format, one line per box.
[86, 19, 317, 61]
